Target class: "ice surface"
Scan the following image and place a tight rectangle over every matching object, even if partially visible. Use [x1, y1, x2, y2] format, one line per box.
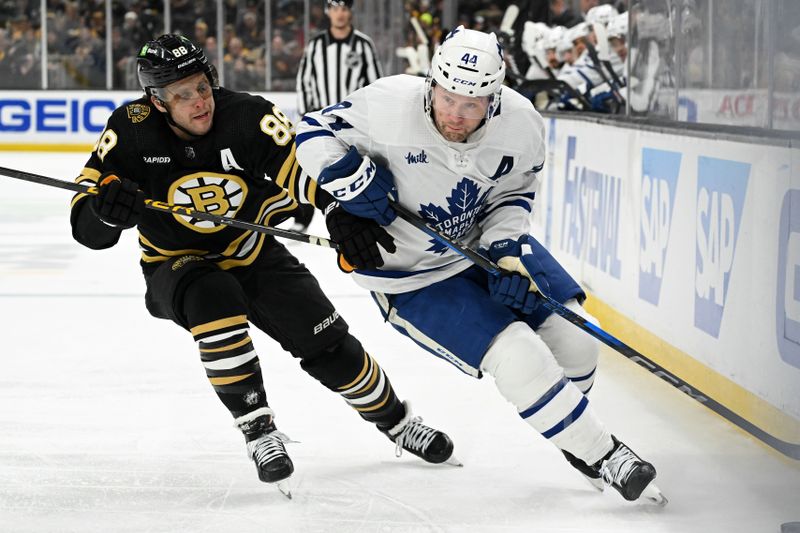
[0, 152, 798, 532]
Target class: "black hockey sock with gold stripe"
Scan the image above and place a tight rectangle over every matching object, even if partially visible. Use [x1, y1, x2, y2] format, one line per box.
[301, 334, 405, 431]
[192, 315, 269, 419]
[337, 351, 406, 430]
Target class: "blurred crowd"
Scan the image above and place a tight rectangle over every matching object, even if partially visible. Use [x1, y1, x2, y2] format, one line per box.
[0, 0, 324, 91]
[1, 0, 797, 125]
[398, 0, 633, 114]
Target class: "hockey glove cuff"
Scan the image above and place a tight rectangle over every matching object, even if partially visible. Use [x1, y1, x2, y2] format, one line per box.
[317, 146, 397, 226]
[326, 202, 396, 271]
[486, 236, 551, 314]
[90, 173, 145, 229]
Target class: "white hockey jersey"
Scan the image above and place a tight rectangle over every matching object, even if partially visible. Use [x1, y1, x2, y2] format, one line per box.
[295, 74, 546, 294]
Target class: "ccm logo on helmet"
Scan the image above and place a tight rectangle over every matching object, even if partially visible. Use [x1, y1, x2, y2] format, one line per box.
[452, 78, 477, 86]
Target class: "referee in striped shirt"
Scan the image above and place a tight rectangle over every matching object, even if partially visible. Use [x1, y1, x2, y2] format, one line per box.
[297, 0, 383, 115]
[293, 0, 383, 231]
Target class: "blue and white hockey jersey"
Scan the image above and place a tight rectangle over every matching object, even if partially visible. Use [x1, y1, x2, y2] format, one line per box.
[295, 74, 546, 294]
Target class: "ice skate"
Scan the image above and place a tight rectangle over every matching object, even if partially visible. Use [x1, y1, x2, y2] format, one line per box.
[597, 436, 667, 505]
[238, 412, 295, 498]
[562, 449, 605, 491]
[382, 402, 461, 466]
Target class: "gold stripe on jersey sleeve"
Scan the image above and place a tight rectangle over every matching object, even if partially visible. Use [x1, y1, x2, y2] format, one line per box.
[286, 157, 301, 202]
[273, 143, 296, 189]
[218, 189, 292, 257]
[139, 234, 208, 258]
[217, 234, 266, 270]
[140, 253, 171, 263]
[337, 353, 370, 391]
[217, 193, 298, 270]
[190, 315, 248, 336]
[209, 373, 254, 386]
[306, 177, 318, 207]
[70, 167, 102, 207]
[199, 335, 252, 353]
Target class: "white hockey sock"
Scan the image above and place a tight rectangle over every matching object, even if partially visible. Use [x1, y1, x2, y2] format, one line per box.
[481, 322, 612, 465]
[536, 299, 599, 395]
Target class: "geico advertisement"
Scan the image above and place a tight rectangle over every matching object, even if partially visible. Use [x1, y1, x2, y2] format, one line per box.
[0, 91, 298, 146]
[537, 117, 800, 421]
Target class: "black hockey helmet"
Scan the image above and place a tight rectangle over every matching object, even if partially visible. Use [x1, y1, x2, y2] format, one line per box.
[136, 34, 218, 97]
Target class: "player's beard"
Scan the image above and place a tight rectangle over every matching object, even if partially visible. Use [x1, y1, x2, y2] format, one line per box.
[435, 118, 470, 143]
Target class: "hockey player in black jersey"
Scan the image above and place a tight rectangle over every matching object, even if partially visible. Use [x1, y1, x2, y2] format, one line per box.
[69, 34, 456, 496]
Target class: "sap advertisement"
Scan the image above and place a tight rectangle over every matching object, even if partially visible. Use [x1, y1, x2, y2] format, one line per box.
[0, 91, 299, 148]
[535, 115, 800, 437]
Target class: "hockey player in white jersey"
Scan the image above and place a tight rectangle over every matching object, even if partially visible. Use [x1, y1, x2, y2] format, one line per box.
[295, 26, 665, 505]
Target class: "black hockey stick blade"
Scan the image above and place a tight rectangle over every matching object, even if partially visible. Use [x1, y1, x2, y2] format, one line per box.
[390, 200, 800, 459]
[0, 166, 337, 250]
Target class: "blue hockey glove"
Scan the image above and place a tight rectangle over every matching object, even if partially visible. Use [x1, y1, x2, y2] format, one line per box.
[487, 236, 551, 314]
[316, 146, 397, 226]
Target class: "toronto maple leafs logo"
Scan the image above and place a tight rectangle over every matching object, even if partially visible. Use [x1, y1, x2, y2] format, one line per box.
[418, 177, 490, 255]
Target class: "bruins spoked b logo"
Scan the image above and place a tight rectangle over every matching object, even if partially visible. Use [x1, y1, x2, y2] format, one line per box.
[168, 172, 248, 232]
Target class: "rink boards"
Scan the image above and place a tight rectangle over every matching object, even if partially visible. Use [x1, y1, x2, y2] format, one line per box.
[0, 90, 302, 151]
[1, 89, 798, 460]
[535, 114, 800, 458]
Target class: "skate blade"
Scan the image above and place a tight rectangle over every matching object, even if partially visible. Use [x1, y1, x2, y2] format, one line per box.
[444, 455, 464, 467]
[584, 476, 604, 492]
[640, 482, 667, 506]
[276, 480, 292, 499]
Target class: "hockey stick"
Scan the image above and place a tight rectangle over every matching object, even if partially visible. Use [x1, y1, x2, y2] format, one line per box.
[585, 40, 624, 105]
[593, 23, 626, 92]
[389, 200, 800, 459]
[0, 166, 337, 249]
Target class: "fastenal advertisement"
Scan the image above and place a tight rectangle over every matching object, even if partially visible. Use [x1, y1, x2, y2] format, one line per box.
[536, 116, 800, 440]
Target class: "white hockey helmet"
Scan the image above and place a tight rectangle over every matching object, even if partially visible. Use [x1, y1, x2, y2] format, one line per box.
[521, 22, 550, 57]
[566, 22, 590, 44]
[425, 26, 505, 128]
[428, 25, 505, 98]
[557, 32, 574, 54]
[586, 4, 619, 28]
[544, 26, 566, 50]
[607, 13, 629, 40]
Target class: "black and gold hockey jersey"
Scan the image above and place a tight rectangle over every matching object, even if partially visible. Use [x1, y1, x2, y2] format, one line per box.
[70, 88, 322, 271]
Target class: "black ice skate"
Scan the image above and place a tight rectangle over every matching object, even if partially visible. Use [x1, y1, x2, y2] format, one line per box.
[238, 411, 294, 498]
[596, 436, 667, 505]
[562, 437, 667, 505]
[382, 402, 461, 466]
[562, 449, 605, 491]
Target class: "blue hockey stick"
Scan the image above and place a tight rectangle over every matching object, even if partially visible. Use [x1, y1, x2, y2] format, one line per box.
[390, 200, 800, 459]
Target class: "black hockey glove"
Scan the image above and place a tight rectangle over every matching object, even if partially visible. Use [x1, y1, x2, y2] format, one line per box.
[90, 173, 145, 229]
[325, 202, 396, 271]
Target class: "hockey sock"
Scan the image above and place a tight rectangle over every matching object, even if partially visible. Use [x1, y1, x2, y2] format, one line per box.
[481, 321, 613, 465]
[192, 317, 270, 419]
[535, 299, 599, 395]
[337, 351, 405, 430]
[301, 334, 405, 430]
